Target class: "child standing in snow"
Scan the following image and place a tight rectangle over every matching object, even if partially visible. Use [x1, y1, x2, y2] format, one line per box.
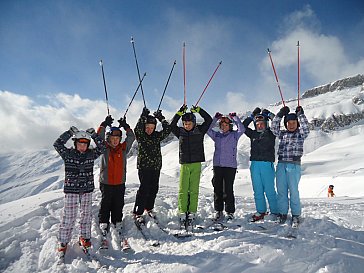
[243, 107, 279, 222]
[271, 106, 309, 225]
[170, 105, 212, 227]
[207, 112, 244, 221]
[132, 107, 171, 225]
[53, 126, 106, 257]
[97, 115, 135, 239]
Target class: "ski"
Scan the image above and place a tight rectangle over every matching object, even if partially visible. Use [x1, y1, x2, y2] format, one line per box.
[134, 218, 160, 247]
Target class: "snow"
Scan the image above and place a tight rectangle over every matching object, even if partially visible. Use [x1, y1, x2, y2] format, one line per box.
[1, 84, 364, 272]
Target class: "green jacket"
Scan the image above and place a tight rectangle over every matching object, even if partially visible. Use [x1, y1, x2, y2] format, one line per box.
[134, 117, 172, 170]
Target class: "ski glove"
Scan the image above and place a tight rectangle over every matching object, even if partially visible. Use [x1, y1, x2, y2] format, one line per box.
[118, 117, 130, 130]
[252, 107, 261, 116]
[229, 112, 237, 118]
[296, 106, 304, 115]
[176, 105, 188, 116]
[215, 112, 223, 119]
[277, 106, 290, 118]
[101, 115, 114, 127]
[262, 109, 275, 120]
[154, 110, 165, 122]
[86, 128, 95, 136]
[69, 126, 79, 135]
[141, 107, 150, 118]
[190, 105, 201, 113]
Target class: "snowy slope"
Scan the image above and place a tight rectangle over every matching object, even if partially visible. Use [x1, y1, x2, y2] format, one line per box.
[1, 80, 364, 272]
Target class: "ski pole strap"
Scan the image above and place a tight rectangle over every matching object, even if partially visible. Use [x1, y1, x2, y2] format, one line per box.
[124, 73, 147, 118]
[195, 61, 222, 106]
[157, 60, 176, 112]
[267, 49, 285, 107]
[99, 60, 110, 115]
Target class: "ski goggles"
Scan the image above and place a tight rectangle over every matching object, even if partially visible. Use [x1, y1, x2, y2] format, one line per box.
[77, 138, 90, 143]
[254, 115, 265, 122]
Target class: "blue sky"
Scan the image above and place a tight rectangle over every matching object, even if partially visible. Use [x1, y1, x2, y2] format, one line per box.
[1, 0, 364, 118]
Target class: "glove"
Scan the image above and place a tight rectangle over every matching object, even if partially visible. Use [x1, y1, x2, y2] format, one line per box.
[176, 104, 188, 116]
[101, 115, 113, 127]
[215, 112, 223, 119]
[261, 109, 270, 117]
[86, 128, 95, 136]
[252, 107, 261, 116]
[296, 106, 304, 115]
[277, 106, 290, 118]
[154, 110, 165, 122]
[69, 126, 79, 135]
[141, 107, 150, 118]
[190, 105, 201, 113]
[229, 112, 236, 118]
[118, 117, 130, 130]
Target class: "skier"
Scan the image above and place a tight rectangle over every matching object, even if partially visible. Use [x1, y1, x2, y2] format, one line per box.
[97, 115, 135, 246]
[242, 107, 279, 222]
[207, 112, 244, 222]
[328, 185, 335, 197]
[133, 107, 172, 225]
[54, 126, 106, 259]
[170, 105, 212, 228]
[271, 105, 309, 226]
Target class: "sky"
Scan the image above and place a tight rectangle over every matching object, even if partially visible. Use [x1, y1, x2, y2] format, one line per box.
[1, 0, 364, 151]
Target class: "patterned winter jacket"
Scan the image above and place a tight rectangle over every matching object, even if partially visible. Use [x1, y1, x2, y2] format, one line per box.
[243, 117, 276, 162]
[271, 113, 310, 164]
[170, 108, 212, 164]
[53, 129, 106, 194]
[134, 117, 172, 170]
[207, 116, 245, 168]
[97, 126, 135, 185]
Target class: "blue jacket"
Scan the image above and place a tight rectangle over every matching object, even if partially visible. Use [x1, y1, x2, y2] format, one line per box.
[207, 116, 245, 168]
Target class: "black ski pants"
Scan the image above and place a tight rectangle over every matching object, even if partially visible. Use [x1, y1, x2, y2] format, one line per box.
[212, 166, 237, 213]
[98, 183, 125, 226]
[133, 169, 161, 215]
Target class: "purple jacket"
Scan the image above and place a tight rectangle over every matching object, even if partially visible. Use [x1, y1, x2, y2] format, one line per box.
[207, 116, 245, 168]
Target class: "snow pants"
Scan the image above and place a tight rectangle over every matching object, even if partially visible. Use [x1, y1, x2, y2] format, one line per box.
[250, 161, 278, 214]
[133, 169, 161, 215]
[178, 162, 201, 213]
[98, 183, 125, 226]
[212, 166, 237, 213]
[59, 192, 92, 244]
[276, 162, 301, 216]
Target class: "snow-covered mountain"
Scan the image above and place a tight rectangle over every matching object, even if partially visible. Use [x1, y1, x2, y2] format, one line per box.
[0, 75, 364, 273]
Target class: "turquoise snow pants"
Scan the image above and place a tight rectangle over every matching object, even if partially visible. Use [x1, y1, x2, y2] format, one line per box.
[276, 162, 301, 216]
[250, 161, 278, 214]
[178, 162, 202, 213]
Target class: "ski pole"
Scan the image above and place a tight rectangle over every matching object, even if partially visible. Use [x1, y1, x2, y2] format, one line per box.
[156, 60, 177, 112]
[267, 48, 285, 107]
[194, 61, 222, 106]
[297, 41, 300, 107]
[123, 73, 147, 118]
[131, 36, 146, 108]
[183, 42, 186, 106]
[99, 60, 110, 115]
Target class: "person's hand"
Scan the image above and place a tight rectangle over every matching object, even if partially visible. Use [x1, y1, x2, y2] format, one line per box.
[252, 107, 261, 116]
[101, 115, 113, 127]
[229, 112, 236, 118]
[262, 109, 275, 120]
[141, 107, 150, 118]
[86, 128, 95, 136]
[296, 106, 304, 115]
[154, 110, 165, 122]
[118, 117, 130, 130]
[176, 104, 188, 116]
[277, 106, 290, 118]
[215, 112, 223, 119]
[69, 126, 79, 135]
[190, 105, 201, 113]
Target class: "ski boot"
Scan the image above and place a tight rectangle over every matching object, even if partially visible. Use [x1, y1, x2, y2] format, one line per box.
[291, 215, 300, 228]
[226, 212, 234, 222]
[276, 213, 288, 224]
[186, 213, 195, 232]
[79, 236, 91, 254]
[57, 242, 67, 264]
[147, 209, 157, 219]
[99, 223, 109, 250]
[134, 214, 145, 228]
[250, 212, 267, 222]
[179, 213, 187, 230]
[212, 211, 224, 222]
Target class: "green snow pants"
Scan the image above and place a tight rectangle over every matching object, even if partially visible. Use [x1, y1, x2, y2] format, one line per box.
[178, 162, 202, 213]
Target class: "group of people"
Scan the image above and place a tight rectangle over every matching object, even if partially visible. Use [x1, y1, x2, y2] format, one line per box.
[53, 103, 309, 256]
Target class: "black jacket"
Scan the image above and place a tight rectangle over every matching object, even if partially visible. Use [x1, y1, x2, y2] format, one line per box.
[243, 117, 276, 162]
[170, 108, 212, 164]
